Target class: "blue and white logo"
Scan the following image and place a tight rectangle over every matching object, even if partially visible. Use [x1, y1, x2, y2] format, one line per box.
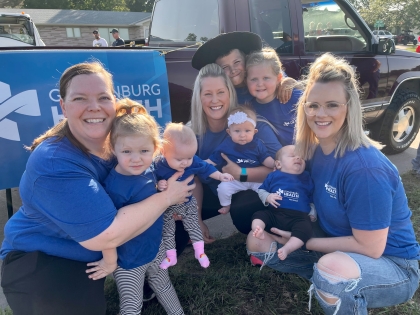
[0, 82, 41, 141]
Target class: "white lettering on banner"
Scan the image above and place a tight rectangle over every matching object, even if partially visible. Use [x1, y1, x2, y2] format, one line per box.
[49, 89, 60, 102]
[0, 82, 41, 141]
[51, 107, 65, 125]
[142, 99, 162, 118]
[116, 84, 161, 98]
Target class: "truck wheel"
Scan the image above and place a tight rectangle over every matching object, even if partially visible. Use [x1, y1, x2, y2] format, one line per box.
[378, 90, 420, 154]
[403, 39, 408, 45]
[414, 40, 418, 45]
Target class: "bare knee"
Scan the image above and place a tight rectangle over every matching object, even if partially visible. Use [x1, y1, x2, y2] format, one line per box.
[317, 252, 361, 280]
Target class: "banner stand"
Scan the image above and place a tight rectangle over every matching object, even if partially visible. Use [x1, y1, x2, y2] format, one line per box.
[6, 188, 13, 219]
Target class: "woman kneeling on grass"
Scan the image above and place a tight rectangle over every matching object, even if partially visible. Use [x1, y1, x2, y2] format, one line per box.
[0, 62, 193, 315]
[246, 53, 420, 314]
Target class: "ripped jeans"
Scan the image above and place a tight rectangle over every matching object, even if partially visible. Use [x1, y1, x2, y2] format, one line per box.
[309, 252, 419, 315]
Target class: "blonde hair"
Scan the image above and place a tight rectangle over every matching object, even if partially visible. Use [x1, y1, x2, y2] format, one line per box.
[246, 47, 283, 77]
[27, 62, 114, 153]
[190, 63, 237, 138]
[109, 98, 161, 159]
[162, 123, 197, 151]
[294, 53, 381, 160]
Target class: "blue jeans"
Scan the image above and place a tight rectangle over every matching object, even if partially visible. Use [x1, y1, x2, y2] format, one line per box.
[310, 252, 419, 315]
[248, 244, 420, 314]
[412, 142, 420, 173]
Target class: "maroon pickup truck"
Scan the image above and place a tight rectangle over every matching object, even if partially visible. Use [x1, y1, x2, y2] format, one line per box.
[147, 0, 420, 154]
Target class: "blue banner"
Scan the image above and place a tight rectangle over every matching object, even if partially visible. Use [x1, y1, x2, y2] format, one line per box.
[0, 50, 172, 190]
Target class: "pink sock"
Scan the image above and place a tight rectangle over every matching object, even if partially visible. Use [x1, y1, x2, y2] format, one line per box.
[192, 241, 210, 268]
[159, 249, 177, 269]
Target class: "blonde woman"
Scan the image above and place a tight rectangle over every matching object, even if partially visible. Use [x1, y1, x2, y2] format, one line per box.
[247, 53, 420, 314]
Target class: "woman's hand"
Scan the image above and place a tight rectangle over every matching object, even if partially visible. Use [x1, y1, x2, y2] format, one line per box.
[86, 259, 117, 280]
[221, 153, 241, 180]
[164, 172, 195, 205]
[199, 219, 215, 244]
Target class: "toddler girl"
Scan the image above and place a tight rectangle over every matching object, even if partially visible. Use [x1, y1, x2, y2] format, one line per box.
[155, 123, 233, 269]
[87, 99, 184, 315]
[206, 107, 275, 214]
[246, 47, 302, 146]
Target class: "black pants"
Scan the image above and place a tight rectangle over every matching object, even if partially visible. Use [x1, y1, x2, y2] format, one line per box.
[252, 208, 312, 244]
[175, 184, 266, 254]
[1, 251, 106, 315]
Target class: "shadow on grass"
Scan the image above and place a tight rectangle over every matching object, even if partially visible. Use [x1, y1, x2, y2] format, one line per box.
[102, 173, 420, 315]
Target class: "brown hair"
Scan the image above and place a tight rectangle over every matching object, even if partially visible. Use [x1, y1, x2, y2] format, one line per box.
[109, 98, 161, 159]
[27, 62, 114, 153]
[246, 47, 283, 77]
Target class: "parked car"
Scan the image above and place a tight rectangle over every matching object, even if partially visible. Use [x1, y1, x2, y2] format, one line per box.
[396, 30, 418, 45]
[148, 0, 420, 154]
[0, 12, 45, 46]
[373, 30, 394, 42]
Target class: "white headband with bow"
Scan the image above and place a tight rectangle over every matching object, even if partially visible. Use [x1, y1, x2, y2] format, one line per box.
[227, 112, 256, 127]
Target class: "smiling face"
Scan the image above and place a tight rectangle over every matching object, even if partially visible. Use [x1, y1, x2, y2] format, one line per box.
[60, 73, 116, 153]
[113, 135, 156, 176]
[246, 62, 280, 104]
[305, 81, 348, 153]
[275, 145, 305, 175]
[164, 142, 197, 172]
[216, 49, 246, 87]
[226, 121, 257, 145]
[200, 76, 230, 125]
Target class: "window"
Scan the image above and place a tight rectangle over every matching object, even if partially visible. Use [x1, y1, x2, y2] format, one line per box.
[302, 0, 366, 53]
[66, 27, 81, 38]
[249, 0, 293, 54]
[150, 0, 219, 44]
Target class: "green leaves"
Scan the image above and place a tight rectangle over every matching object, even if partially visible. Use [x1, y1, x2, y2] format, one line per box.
[20, 0, 155, 12]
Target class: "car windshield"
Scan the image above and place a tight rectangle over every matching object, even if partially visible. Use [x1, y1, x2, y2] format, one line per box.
[0, 15, 35, 45]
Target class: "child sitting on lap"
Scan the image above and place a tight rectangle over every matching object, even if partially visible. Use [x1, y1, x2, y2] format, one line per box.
[206, 107, 275, 214]
[155, 123, 233, 269]
[253, 145, 316, 260]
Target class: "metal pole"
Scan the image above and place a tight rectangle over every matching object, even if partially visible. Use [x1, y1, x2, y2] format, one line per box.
[6, 188, 13, 219]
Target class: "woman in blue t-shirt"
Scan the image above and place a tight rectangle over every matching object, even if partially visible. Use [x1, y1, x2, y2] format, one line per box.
[247, 53, 420, 314]
[173, 63, 282, 250]
[0, 62, 193, 315]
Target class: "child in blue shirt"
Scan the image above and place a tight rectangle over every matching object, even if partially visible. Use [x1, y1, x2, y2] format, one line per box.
[206, 107, 275, 214]
[246, 48, 301, 146]
[155, 123, 233, 270]
[88, 100, 184, 315]
[253, 145, 316, 261]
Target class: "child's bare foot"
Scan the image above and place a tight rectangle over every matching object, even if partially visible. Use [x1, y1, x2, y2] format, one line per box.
[252, 225, 265, 240]
[218, 205, 231, 214]
[278, 247, 290, 260]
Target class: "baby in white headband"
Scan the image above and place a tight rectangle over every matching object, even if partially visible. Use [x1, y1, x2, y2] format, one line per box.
[206, 107, 275, 214]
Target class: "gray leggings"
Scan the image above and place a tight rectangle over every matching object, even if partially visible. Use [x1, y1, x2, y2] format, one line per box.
[113, 242, 184, 315]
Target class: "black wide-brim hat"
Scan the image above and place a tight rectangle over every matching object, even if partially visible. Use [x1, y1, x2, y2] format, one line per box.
[192, 32, 262, 70]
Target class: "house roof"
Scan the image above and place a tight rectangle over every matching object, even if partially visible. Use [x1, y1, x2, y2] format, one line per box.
[0, 8, 151, 26]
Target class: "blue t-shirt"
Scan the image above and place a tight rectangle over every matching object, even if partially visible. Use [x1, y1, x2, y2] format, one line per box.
[103, 167, 162, 269]
[255, 119, 283, 158]
[308, 145, 420, 259]
[154, 155, 217, 202]
[259, 171, 313, 213]
[0, 137, 117, 262]
[208, 137, 270, 168]
[236, 86, 254, 105]
[251, 89, 302, 146]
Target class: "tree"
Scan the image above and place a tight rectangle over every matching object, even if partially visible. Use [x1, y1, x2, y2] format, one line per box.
[22, 0, 129, 10]
[349, 0, 420, 30]
[0, 0, 23, 8]
[125, 0, 155, 12]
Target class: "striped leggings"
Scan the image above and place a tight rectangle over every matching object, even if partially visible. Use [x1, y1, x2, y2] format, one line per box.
[113, 242, 184, 315]
[163, 196, 203, 250]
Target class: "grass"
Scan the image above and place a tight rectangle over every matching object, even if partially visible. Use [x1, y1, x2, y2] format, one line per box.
[0, 174, 418, 314]
[103, 172, 420, 315]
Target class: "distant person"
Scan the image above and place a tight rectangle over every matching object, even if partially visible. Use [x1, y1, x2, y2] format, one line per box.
[316, 23, 323, 35]
[325, 22, 333, 35]
[110, 28, 125, 47]
[92, 30, 108, 47]
[308, 21, 316, 36]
